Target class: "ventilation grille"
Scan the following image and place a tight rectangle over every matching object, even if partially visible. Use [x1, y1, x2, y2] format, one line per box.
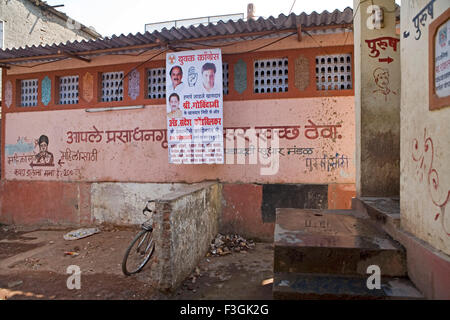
[101, 71, 124, 102]
[59, 76, 79, 105]
[223, 62, 229, 95]
[254, 58, 288, 94]
[315, 54, 352, 91]
[20, 79, 38, 107]
[147, 68, 166, 99]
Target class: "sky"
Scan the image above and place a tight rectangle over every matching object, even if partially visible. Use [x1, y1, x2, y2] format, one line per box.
[45, 0, 401, 37]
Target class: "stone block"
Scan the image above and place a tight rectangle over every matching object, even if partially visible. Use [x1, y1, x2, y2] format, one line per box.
[274, 208, 406, 276]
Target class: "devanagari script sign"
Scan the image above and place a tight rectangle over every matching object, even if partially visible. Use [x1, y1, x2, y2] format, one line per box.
[166, 49, 224, 164]
[435, 18, 450, 98]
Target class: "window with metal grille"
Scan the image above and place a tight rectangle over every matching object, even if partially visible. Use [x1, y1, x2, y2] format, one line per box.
[20, 79, 38, 107]
[315, 54, 352, 91]
[147, 68, 166, 99]
[223, 62, 229, 95]
[59, 76, 79, 105]
[253, 58, 288, 94]
[101, 71, 124, 102]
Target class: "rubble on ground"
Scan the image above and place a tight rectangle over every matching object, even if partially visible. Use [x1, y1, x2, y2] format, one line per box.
[208, 234, 255, 257]
[182, 234, 256, 291]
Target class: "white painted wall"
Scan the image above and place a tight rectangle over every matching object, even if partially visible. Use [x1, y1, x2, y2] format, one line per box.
[0, 0, 96, 49]
[0, 0, 98, 101]
[91, 183, 185, 225]
[400, 0, 450, 255]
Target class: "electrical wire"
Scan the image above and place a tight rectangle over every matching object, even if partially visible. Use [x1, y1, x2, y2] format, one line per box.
[4, 1, 373, 71]
[3, 57, 70, 69]
[228, 31, 297, 55]
[119, 48, 168, 83]
[288, 0, 297, 15]
[176, 29, 293, 49]
[303, 0, 370, 56]
[2, 0, 301, 69]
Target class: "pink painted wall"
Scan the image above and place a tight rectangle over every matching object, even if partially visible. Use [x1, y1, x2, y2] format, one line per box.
[3, 96, 355, 184]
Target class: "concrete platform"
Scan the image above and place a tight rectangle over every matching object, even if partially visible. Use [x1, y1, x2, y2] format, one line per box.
[274, 208, 406, 276]
[273, 272, 424, 300]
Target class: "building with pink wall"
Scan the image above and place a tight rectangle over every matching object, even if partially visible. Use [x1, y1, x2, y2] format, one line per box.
[0, 8, 359, 240]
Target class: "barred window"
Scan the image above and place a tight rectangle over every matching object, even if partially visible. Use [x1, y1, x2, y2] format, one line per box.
[147, 67, 166, 99]
[253, 58, 288, 94]
[59, 76, 79, 105]
[315, 54, 352, 91]
[223, 62, 229, 95]
[101, 71, 124, 102]
[20, 79, 38, 107]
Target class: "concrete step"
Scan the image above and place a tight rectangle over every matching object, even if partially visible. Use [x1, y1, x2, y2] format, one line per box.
[274, 208, 406, 277]
[273, 272, 424, 300]
[353, 197, 401, 228]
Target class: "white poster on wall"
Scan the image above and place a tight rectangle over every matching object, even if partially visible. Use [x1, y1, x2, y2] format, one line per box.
[435, 19, 450, 98]
[166, 49, 224, 164]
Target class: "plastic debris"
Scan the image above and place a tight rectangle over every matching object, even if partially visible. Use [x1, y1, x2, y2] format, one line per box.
[63, 228, 100, 241]
[64, 251, 80, 256]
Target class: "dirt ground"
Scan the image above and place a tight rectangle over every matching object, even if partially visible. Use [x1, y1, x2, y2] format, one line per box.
[0, 224, 274, 300]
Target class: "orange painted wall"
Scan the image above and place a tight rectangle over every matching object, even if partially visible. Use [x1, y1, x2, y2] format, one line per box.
[1, 33, 356, 228]
[0, 180, 91, 225]
[2, 45, 354, 113]
[3, 96, 355, 184]
[328, 183, 356, 209]
[221, 183, 274, 241]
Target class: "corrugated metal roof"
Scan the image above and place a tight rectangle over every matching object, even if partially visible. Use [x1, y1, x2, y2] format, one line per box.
[0, 6, 399, 64]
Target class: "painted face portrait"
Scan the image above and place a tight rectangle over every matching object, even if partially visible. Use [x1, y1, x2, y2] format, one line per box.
[38, 135, 49, 153]
[33, 135, 54, 166]
[373, 68, 390, 89]
[372, 67, 397, 101]
[170, 66, 183, 89]
[39, 141, 48, 153]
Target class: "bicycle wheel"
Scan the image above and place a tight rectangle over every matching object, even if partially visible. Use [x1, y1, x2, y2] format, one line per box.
[122, 229, 155, 276]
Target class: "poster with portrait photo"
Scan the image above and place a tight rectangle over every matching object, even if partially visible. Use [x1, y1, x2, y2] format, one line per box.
[166, 49, 224, 164]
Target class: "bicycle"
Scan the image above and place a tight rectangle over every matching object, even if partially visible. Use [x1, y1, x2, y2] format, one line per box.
[122, 200, 156, 276]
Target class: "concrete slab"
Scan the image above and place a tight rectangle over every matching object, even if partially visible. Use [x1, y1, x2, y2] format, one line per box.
[358, 197, 401, 227]
[274, 208, 406, 276]
[273, 272, 424, 300]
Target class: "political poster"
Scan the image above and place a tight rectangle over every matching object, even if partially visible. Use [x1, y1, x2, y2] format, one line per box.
[166, 49, 224, 164]
[435, 19, 450, 98]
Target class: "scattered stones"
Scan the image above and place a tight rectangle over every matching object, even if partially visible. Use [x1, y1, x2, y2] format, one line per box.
[208, 234, 255, 257]
[23, 258, 42, 270]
